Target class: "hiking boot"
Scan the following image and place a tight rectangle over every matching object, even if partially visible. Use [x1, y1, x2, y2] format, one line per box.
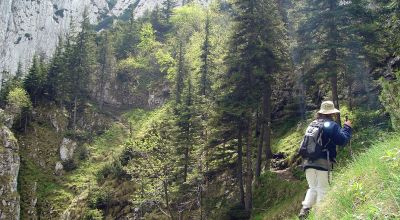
[298, 207, 310, 219]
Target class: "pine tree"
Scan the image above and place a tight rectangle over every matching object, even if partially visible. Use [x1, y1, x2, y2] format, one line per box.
[68, 8, 98, 130]
[199, 13, 212, 97]
[47, 37, 66, 101]
[297, 0, 373, 123]
[217, 0, 288, 211]
[97, 32, 116, 109]
[24, 55, 47, 105]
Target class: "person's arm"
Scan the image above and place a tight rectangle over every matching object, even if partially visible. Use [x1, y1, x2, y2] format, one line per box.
[331, 122, 352, 146]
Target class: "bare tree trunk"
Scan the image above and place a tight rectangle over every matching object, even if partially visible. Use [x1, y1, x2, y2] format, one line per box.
[348, 79, 353, 111]
[199, 183, 203, 220]
[163, 180, 174, 220]
[24, 113, 28, 133]
[331, 75, 341, 124]
[264, 82, 273, 170]
[256, 108, 264, 179]
[73, 96, 78, 132]
[245, 117, 253, 212]
[184, 145, 189, 182]
[237, 129, 245, 207]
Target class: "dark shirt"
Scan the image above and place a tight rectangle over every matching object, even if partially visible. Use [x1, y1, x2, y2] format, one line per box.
[322, 120, 352, 161]
[303, 119, 352, 171]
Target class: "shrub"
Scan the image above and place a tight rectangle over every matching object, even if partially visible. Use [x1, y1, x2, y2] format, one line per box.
[380, 71, 400, 130]
[62, 159, 77, 171]
[83, 209, 103, 220]
[6, 87, 32, 115]
[97, 160, 131, 182]
[78, 145, 90, 160]
[87, 187, 112, 210]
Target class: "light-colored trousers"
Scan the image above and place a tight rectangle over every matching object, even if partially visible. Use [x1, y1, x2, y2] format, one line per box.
[302, 168, 330, 208]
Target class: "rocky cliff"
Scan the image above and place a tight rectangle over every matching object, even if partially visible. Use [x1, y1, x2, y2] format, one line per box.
[0, 112, 20, 220]
[0, 0, 171, 76]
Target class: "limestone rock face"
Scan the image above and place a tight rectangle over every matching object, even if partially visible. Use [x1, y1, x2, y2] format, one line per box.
[0, 0, 180, 75]
[59, 138, 77, 161]
[0, 125, 20, 220]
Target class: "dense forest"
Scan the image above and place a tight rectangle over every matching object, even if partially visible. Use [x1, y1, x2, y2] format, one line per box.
[0, 0, 399, 219]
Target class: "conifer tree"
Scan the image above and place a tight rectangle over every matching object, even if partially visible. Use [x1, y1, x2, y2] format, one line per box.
[24, 55, 47, 105]
[97, 32, 116, 109]
[218, 0, 288, 211]
[68, 8, 97, 129]
[47, 37, 65, 101]
[297, 0, 373, 123]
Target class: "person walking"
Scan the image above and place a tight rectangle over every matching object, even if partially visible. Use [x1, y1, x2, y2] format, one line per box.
[298, 101, 352, 219]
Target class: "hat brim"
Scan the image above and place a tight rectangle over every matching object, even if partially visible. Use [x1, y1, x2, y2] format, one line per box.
[318, 108, 340, 114]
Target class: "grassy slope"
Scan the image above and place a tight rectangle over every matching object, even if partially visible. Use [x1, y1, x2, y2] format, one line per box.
[311, 134, 400, 219]
[252, 106, 393, 220]
[18, 105, 155, 218]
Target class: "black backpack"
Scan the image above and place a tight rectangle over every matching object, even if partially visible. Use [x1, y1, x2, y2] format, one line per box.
[298, 119, 329, 160]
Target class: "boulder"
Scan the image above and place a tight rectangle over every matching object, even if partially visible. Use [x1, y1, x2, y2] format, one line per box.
[59, 138, 77, 162]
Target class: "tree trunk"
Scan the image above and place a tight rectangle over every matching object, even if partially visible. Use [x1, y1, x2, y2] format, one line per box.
[263, 82, 273, 170]
[163, 180, 174, 220]
[331, 75, 341, 125]
[199, 183, 203, 220]
[255, 122, 264, 179]
[237, 129, 245, 207]
[183, 146, 189, 182]
[328, 0, 341, 125]
[348, 79, 353, 111]
[73, 96, 78, 132]
[245, 117, 253, 212]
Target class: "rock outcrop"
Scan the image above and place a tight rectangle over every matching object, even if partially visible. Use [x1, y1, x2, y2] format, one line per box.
[0, 124, 20, 220]
[59, 138, 77, 161]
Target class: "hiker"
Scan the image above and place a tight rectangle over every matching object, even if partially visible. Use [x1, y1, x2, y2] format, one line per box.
[298, 101, 352, 219]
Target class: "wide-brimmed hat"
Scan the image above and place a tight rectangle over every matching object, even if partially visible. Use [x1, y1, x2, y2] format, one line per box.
[318, 101, 340, 115]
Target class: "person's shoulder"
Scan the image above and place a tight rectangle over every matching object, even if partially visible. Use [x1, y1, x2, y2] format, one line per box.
[323, 120, 339, 131]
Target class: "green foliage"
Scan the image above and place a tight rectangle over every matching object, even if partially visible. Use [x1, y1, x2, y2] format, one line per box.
[88, 187, 112, 210]
[380, 71, 400, 130]
[6, 87, 31, 114]
[24, 55, 47, 104]
[252, 172, 307, 220]
[83, 209, 104, 220]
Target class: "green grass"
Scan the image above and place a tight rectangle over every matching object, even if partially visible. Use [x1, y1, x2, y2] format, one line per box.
[252, 172, 307, 220]
[309, 134, 400, 219]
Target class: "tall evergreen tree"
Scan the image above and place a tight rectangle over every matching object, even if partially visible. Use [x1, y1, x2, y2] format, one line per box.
[97, 32, 116, 109]
[297, 0, 373, 123]
[68, 8, 97, 129]
[218, 0, 288, 211]
[24, 55, 47, 105]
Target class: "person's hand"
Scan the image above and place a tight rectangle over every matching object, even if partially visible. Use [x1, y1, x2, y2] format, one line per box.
[344, 120, 352, 128]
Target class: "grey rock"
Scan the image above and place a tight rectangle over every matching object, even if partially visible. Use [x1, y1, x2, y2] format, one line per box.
[59, 138, 77, 161]
[0, 123, 20, 219]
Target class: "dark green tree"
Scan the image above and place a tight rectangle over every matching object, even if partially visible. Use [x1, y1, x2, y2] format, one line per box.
[297, 0, 374, 123]
[24, 55, 47, 105]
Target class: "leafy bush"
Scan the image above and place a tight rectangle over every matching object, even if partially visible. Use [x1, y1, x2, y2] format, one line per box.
[97, 160, 130, 182]
[380, 71, 400, 130]
[78, 145, 90, 160]
[87, 187, 112, 210]
[62, 159, 77, 171]
[83, 208, 103, 220]
[6, 87, 32, 114]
